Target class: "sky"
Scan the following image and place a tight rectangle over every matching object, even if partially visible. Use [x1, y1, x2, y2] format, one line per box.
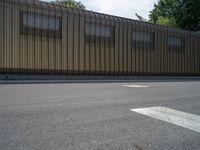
[44, 0, 158, 20]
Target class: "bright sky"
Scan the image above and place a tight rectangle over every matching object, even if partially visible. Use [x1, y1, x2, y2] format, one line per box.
[43, 0, 158, 20]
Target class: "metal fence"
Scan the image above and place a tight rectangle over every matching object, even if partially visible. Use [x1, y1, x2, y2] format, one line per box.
[0, 0, 200, 76]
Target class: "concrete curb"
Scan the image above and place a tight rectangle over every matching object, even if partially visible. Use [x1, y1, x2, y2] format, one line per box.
[1, 74, 200, 84]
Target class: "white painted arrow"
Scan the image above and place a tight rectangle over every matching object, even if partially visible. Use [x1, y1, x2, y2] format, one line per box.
[131, 106, 200, 133]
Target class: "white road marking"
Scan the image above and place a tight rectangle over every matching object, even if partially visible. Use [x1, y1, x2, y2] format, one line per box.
[123, 85, 149, 88]
[130, 106, 200, 133]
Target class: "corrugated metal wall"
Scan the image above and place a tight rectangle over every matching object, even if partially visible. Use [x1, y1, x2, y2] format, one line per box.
[0, 0, 200, 76]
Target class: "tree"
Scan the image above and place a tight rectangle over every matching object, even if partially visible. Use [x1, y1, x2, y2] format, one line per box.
[148, 0, 200, 31]
[148, 0, 178, 26]
[51, 0, 86, 9]
[157, 16, 176, 27]
[177, 0, 200, 31]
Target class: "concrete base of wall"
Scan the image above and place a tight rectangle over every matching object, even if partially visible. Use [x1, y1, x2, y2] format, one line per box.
[0, 74, 200, 84]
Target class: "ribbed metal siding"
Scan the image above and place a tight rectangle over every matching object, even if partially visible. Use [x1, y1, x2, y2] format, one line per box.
[0, 0, 200, 76]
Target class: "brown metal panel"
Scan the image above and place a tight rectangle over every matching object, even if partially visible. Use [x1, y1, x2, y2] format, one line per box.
[145, 24, 150, 74]
[177, 30, 181, 75]
[94, 13, 100, 73]
[84, 12, 90, 72]
[144, 22, 148, 75]
[197, 35, 199, 75]
[191, 33, 195, 74]
[123, 18, 128, 75]
[131, 20, 136, 74]
[118, 18, 123, 74]
[127, 19, 132, 74]
[178, 30, 182, 75]
[166, 28, 170, 75]
[172, 28, 177, 75]
[162, 26, 167, 75]
[54, 5, 62, 72]
[94, 13, 98, 73]
[194, 35, 198, 75]
[79, 11, 85, 72]
[182, 31, 187, 75]
[162, 26, 166, 75]
[158, 25, 163, 75]
[169, 27, 174, 75]
[137, 20, 142, 75]
[8, 4, 15, 72]
[99, 14, 106, 73]
[139, 21, 144, 74]
[149, 24, 154, 75]
[27, 6, 34, 71]
[47, 3, 57, 72]
[182, 30, 186, 75]
[185, 32, 189, 75]
[161, 25, 165, 75]
[30, 2, 37, 72]
[165, 27, 170, 75]
[197, 35, 200, 75]
[1, 0, 200, 76]
[72, 9, 80, 72]
[134, 21, 140, 74]
[188, 33, 192, 74]
[198, 35, 200, 75]
[192, 33, 196, 75]
[4, 3, 10, 71]
[40, 35, 48, 72]
[171, 28, 175, 75]
[104, 15, 110, 74]
[190, 33, 193, 75]
[14, 2, 20, 71]
[67, 14, 74, 72]
[0, 2, 4, 71]
[114, 17, 119, 74]
[150, 24, 156, 75]
[154, 24, 159, 74]
[89, 11, 96, 73]
[143, 22, 148, 75]
[189, 32, 193, 75]
[109, 15, 115, 74]
[55, 40, 62, 71]
[10, 3, 14, 70]
[179, 30, 184, 75]
[19, 5, 23, 71]
[190, 32, 194, 75]
[37, 4, 44, 73]
[171, 27, 176, 75]
[187, 32, 191, 75]
[60, 6, 65, 73]
[63, 7, 69, 73]
[48, 38, 55, 71]
[194, 34, 198, 75]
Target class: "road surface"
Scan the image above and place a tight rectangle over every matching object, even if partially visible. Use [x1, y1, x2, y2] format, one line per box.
[0, 81, 200, 150]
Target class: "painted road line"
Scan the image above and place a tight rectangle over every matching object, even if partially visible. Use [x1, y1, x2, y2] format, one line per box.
[130, 106, 200, 133]
[123, 85, 149, 88]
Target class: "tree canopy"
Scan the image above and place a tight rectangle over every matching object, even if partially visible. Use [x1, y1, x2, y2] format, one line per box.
[137, 0, 200, 31]
[51, 0, 86, 9]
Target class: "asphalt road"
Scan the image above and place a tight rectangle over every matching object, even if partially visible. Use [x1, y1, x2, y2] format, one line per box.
[0, 81, 200, 150]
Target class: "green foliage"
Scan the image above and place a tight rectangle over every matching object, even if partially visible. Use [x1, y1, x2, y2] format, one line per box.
[51, 0, 86, 9]
[177, 0, 200, 31]
[148, 0, 200, 31]
[148, 0, 179, 26]
[157, 16, 176, 27]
